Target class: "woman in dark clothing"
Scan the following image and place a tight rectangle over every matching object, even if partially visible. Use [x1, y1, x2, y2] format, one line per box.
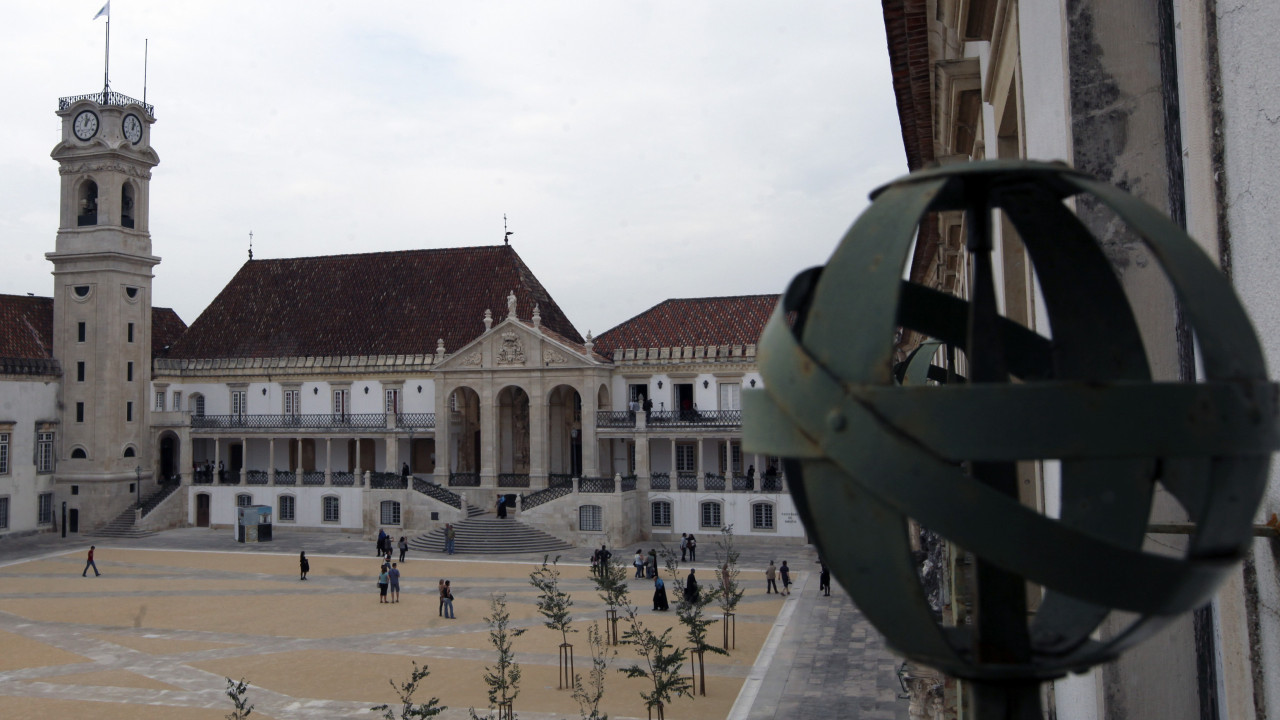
[378, 564, 390, 603]
[653, 576, 670, 611]
[299, 551, 310, 581]
[818, 560, 831, 596]
[398, 536, 408, 563]
[684, 568, 699, 604]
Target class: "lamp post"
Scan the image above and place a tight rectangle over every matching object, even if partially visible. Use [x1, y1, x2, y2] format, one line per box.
[135, 465, 141, 509]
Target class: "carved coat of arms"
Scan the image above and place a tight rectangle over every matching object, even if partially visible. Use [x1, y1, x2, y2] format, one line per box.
[496, 331, 526, 365]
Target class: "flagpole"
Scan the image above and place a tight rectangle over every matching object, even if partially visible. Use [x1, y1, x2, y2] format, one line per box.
[103, 13, 111, 99]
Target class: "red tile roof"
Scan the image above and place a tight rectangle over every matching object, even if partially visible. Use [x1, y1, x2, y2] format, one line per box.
[0, 293, 185, 374]
[593, 295, 779, 356]
[151, 307, 188, 357]
[166, 245, 582, 359]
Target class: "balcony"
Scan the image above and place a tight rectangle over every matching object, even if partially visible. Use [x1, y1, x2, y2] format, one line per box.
[190, 413, 435, 431]
[595, 409, 742, 430]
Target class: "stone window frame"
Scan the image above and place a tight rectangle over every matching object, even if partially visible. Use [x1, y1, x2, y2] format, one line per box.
[0, 426, 10, 476]
[380, 500, 402, 527]
[699, 500, 723, 529]
[579, 504, 603, 532]
[322, 495, 341, 523]
[278, 494, 296, 523]
[35, 430, 55, 474]
[751, 501, 776, 531]
[650, 499, 672, 527]
[0, 495, 8, 530]
[236, 493, 253, 508]
[38, 492, 53, 525]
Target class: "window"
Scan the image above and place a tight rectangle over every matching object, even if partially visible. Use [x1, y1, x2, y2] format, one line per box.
[279, 495, 296, 522]
[283, 389, 299, 416]
[36, 432, 54, 473]
[173, 391, 182, 412]
[127, 362, 133, 382]
[0, 497, 8, 530]
[155, 390, 165, 411]
[0, 432, 7, 475]
[720, 441, 742, 475]
[73, 285, 90, 298]
[579, 504, 602, 532]
[77, 322, 86, 342]
[38, 493, 53, 525]
[192, 394, 205, 417]
[651, 500, 672, 527]
[381, 500, 402, 526]
[77, 362, 85, 382]
[719, 382, 741, 410]
[236, 494, 252, 507]
[127, 322, 135, 342]
[752, 502, 775, 530]
[323, 496, 340, 523]
[123, 446, 135, 458]
[76, 402, 84, 423]
[676, 443, 696, 473]
[700, 501, 722, 529]
[333, 389, 349, 419]
[71, 447, 87, 459]
[385, 389, 400, 414]
[231, 390, 247, 418]
[126, 401, 133, 422]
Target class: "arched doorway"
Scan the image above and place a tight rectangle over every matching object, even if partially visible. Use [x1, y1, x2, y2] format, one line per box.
[496, 386, 530, 482]
[448, 387, 481, 478]
[158, 432, 179, 482]
[547, 384, 582, 478]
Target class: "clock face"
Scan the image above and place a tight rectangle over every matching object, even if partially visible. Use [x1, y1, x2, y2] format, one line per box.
[123, 114, 143, 144]
[73, 110, 99, 141]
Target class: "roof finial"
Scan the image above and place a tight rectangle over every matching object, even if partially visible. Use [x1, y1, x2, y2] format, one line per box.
[248, 230, 254, 260]
[504, 214, 513, 245]
[585, 330, 594, 353]
[532, 304, 541, 329]
[484, 309, 493, 331]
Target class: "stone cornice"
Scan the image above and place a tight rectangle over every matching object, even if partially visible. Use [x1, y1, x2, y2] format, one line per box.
[153, 354, 440, 380]
[608, 343, 757, 366]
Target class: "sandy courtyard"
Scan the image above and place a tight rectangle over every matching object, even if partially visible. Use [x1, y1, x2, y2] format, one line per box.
[0, 548, 796, 719]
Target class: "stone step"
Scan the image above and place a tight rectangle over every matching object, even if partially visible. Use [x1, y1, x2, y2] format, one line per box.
[409, 517, 573, 555]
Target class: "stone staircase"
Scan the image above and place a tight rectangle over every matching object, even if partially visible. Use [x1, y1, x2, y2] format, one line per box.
[86, 505, 157, 539]
[410, 516, 574, 555]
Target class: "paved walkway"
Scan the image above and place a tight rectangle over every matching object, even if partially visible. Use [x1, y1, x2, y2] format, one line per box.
[0, 528, 909, 719]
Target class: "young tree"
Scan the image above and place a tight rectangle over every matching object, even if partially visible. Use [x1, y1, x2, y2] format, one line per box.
[372, 662, 446, 719]
[618, 603, 692, 720]
[529, 555, 576, 689]
[713, 525, 746, 650]
[572, 622, 615, 720]
[590, 551, 631, 645]
[470, 593, 526, 720]
[661, 547, 726, 696]
[224, 677, 253, 720]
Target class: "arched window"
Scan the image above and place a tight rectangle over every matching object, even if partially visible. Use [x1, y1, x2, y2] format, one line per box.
[579, 504, 602, 532]
[323, 495, 340, 523]
[190, 393, 205, 417]
[380, 500, 402, 526]
[123, 446, 136, 458]
[77, 180, 98, 226]
[751, 502, 775, 530]
[236, 494, 252, 507]
[121, 182, 135, 228]
[278, 495, 296, 522]
[650, 500, 672, 527]
[699, 501, 722, 529]
[70, 447, 88, 459]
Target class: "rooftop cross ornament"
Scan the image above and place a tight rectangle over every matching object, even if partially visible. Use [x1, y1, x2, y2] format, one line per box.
[744, 160, 1279, 718]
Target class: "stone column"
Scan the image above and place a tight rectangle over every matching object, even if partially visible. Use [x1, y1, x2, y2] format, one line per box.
[695, 438, 703, 491]
[324, 437, 333, 486]
[636, 435, 651, 491]
[581, 380, 599, 477]
[240, 436, 248, 483]
[436, 383, 452, 485]
[268, 437, 276, 485]
[295, 437, 304, 486]
[213, 437, 220, 482]
[180, 429, 193, 486]
[528, 378, 547, 488]
[480, 385, 497, 489]
[354, 436, 362, 476]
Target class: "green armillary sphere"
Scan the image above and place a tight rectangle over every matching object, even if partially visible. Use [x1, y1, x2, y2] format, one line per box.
[744, 161, 1278, 712]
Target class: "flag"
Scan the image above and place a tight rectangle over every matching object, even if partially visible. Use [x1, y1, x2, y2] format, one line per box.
[93, 2, 109, 20]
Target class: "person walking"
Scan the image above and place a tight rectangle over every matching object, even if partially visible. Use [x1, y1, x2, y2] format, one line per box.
[299, 551, 310, 581]
[442, 580, 455, 619]
[687, 534, 697, 562]
[684, 568, 700, 604]
[444, 524, 456, 555]
[398, 536, 408, 563]
[633, 550, 645, 578]
[765, 560, 778, 594]
[377, 528, 388, 557]
[779, 561, 792, 596]
[653, 576, 670, 611]
[438, 579, 446, 616]
[82, 545, 100, 577]
[680, 533, 689, 562]
[818, 559, 831, 596]
[378, 564, 390, 603]
[389, 563, 401, 603]
[647, 549, 658, 579]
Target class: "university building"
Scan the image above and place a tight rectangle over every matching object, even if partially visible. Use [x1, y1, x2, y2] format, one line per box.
[0, 87, 801, 550]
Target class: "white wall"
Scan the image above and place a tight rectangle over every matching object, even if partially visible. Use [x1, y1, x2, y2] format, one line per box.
[0, 378, 60, 536]
[190, 485, 364, 531]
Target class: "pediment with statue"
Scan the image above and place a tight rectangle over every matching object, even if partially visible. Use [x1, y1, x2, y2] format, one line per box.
[432, 294, 600, 372]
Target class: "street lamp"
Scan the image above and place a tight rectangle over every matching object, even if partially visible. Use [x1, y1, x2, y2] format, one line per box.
[135, 465, 141, 509]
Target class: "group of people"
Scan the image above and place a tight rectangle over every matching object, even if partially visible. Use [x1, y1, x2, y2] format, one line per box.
[376, 561, 402, 603]
[678, 533, 698, 561]
[375, 529, 409, 563]
[764, 560, 793, 594]
[632, 548, 659, 579]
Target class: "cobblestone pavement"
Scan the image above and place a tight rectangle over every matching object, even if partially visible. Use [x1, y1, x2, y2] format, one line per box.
[0, 527, 910, 719]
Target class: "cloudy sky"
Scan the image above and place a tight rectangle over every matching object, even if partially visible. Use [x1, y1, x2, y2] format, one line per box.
[1, 2, 905, 338]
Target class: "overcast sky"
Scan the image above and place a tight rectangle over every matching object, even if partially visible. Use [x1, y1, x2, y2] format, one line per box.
[1, 2, 905, 339]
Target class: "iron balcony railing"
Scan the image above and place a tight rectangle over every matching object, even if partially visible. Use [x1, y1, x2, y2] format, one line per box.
[331, 471, 357, 487]
[274, 472, 296, 486]
[596, 411, 636, 428]
[369, 472, 407, 490]
[676, 472, 699, 491]
[703, 473, 726, 491]
[414, 477, 462, 509]
[192, 413, 389, 429]
[246, 470, 270, 486]
[620, 475, 637, 492]
[578, 476, 615, 493]
[449, 472, 480, 487]
[761, 475, 785, 493]
[732, 474, 754, 492]
[547, 473, 574, 488]
[650, 472, 671, 490]
[396, 413, 436, 429]
[522, 482, 574, 510]
[58, 90, 155, 117]
[648, 410, 742, 428]
[498, 473, 530, 488]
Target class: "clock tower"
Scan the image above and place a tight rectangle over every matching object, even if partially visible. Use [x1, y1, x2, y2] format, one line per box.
[47, 91, 160, 530]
